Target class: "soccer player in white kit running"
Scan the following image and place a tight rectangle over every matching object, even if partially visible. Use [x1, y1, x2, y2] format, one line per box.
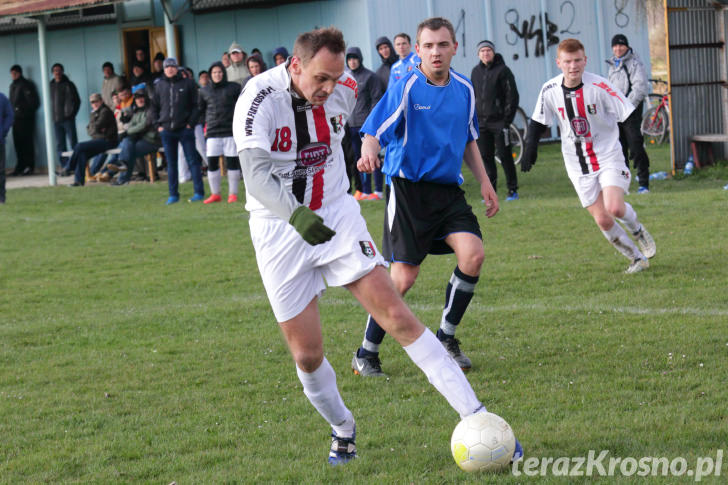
[521, 38, 656, 274]
[232, 27, 522, 466]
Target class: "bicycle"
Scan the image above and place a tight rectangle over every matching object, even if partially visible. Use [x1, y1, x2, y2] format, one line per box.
[641, 79, 670, 145]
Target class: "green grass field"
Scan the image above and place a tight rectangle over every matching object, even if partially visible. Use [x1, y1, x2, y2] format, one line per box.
[1, 143, 727, 483]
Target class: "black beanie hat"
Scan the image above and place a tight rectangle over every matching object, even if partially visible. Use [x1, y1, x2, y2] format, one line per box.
[611, 34, 629, 47]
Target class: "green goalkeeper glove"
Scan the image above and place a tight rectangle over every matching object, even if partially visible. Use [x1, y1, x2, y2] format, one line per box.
[289, 206, 336, 245]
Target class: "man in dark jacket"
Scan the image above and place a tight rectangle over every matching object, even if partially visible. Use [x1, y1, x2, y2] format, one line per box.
[346, 46, 385, 200]
[9, 65, 40, 175]
[198, 61, 242, 203]
[471, 41, 520, 200]
[67, 93, 117, 186]
[50, 63, 81, 171]
[149, 57, 204, 204]
[374, 36, 398, 88]
[0, 91, 13, 203]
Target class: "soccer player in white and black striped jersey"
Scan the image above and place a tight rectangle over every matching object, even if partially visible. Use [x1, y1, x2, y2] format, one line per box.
[521, 38, 656, 274]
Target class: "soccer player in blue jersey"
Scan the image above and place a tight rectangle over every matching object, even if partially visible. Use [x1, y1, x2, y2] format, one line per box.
[388, 33, 421, 87]
[352, 17, 499, 377]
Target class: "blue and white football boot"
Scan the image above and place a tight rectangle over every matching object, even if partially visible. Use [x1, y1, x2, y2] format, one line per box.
[328, 426, 357, 465]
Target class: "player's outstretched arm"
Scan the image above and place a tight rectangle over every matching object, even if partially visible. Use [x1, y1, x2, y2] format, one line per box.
[463, 140, 499, 218]
[240, 147, 335, 245]
[357, 134, 382, 174]
[520, 119, 549, 172]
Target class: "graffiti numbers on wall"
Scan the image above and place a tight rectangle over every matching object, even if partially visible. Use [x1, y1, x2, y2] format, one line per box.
[560, 1, 580, 35]
[614, 0, 630, 28]
[505, 1, 580, 61]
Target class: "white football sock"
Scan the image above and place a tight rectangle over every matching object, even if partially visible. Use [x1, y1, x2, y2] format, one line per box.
[403, 328, 483, 418]
[228, 169, 240, 196]
[207, 169, 221, 195]
[617, 202, 641, 233]
[296, 357, 355, 438]
[602, 222, 643, 260]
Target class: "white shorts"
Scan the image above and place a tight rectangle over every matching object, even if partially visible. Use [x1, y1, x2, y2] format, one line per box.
[568, 166, 632, 207]
[249, 195, 386, 322]
[206, 136, 238, 157]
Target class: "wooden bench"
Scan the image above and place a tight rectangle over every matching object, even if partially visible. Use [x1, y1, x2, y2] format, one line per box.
[61, 147, 163, 183]
[690, 134, 728, 168]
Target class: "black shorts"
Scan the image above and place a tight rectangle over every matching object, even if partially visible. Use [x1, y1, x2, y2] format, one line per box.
[382, 177, 482, 265]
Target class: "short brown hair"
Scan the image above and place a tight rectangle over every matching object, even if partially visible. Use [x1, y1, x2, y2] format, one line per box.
[393, 32, 411, 43]
[557, 38, 585, 55]
[416, 17, 456, 44]
[293, 27, 346, 65]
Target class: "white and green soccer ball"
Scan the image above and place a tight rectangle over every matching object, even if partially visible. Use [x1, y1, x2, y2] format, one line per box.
[451, 412, 516, 472]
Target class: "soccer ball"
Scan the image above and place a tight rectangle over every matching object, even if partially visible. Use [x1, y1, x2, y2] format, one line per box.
[451, 412, 516, 472]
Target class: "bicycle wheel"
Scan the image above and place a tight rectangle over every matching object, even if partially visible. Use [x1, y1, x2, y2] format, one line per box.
[641, 107, 669, 145]
[512, 106, 529, 139]
[495, 124, 523, 165]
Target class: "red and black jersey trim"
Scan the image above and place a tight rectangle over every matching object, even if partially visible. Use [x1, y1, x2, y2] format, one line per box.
[291, 97, 310, 204]
[290, 98, 331, 210]
[562, 84, 589, 175]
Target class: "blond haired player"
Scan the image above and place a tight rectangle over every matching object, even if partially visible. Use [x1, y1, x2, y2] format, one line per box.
[521, 38, 656, 273]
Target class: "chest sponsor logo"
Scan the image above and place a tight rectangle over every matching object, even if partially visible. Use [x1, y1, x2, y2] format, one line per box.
[587, 104, 597, 114]
[414, 104, 431, 110]
[359, 241, 376, 258]
[570, 117, 590, 137]
[297, 142, 331, 167]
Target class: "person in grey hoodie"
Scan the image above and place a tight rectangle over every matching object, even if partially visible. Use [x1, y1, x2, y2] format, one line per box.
[606, 34, 651, 193]
[346, 46, 385, 199]
[374, 36, 398, 88]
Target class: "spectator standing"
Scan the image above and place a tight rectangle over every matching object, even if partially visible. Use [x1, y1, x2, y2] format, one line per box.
[272, 46, 289, 66]
[198, 70, 210, 87]
[226, 42, 250, 85]
[176, 67, 206, 185]
[389, 33, 420, 86]
[352, 18, 498, 376]
[246, 54, 267, 78]
[0, 91, 12, 203]
[101, 62, 124, 109]
[606, 34, 651, 193]
[374, 36, 398, 88]
[151, 52, 165, 83]
[221, 51, 231, 69]
[8, 65, 40, 176]
[129, 62, 151, 89]
[67, 93, 117, 186]
[471, 40, 520, 200]
[135, 48, 150, 74]
[50, 63, 80, 172]
[198, 62, 242, 203]
[149, 57, 204, 204]
[345, 46, 384, 200]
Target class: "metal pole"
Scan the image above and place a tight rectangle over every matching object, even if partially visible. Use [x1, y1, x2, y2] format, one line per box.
[482, 0, 494, 41]
[540, 0, 557, 138]
[162, 0, 177, 60]
[426, 0, 434, 18]
[595, 0, 607, 77]
[37, 15, 56, 186]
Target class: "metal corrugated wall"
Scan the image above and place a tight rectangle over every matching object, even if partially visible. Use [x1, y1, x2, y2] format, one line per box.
[667, 0, 728, 168]
[365, 0, 650, 124]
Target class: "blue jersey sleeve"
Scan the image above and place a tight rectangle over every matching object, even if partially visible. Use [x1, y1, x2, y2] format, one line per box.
[360, 75, 409, 147]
